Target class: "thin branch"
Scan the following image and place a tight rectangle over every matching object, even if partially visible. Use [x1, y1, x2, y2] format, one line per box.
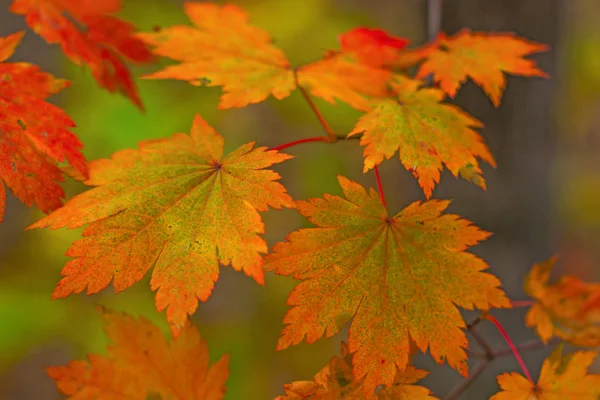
[424, 0, 443, 86]
[445, 361, 488, 400]
[467, 318, 494, 361]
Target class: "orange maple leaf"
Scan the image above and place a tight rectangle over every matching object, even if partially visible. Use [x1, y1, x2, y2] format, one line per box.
[338, 27, 409, 68]
[0, 31, 87, 222]
[138, 2, 296, 109]
[10, 0, 154, 109]
[277, 342, 437, 400]
[414, 29, 548, 106]
[524, 256, 600, 347]
[348, 75, 495, 198]
[296, 52, 393, 111]
[265, 176, 509, 398]
[28, 115, 294, 336]
[48, 307, 229, 400]
[490, 345, 600, 400]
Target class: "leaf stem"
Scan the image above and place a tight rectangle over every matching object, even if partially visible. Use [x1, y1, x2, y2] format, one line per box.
[485, 314, 534, 383]
[374, 165, 387, 209]
[294, 69, 337, 140]
[510, 300, 535, 308]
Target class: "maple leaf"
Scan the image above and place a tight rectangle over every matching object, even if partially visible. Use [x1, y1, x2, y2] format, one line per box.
[414, 29, 549, 106]
[10, 0, 154, 109]
[277, 341, 438, 400]
[490, 345, 600, 400]
[524, 256, 600, 347]
[138, 2, 296, 109]
[0, 31, 88, 222]
[348, 75, 495, 199]
[28, 115, 294, 336]
[338, 27, 409, 68]
[296, 52, 393, 111]
[48, 307, 229, 400]
[265, 175, 509, 398]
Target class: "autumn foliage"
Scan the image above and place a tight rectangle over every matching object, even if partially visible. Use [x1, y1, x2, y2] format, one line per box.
[2, 0, 600, 399]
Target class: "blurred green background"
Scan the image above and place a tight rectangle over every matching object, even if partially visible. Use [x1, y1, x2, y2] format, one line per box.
[0, 0, 599, 399]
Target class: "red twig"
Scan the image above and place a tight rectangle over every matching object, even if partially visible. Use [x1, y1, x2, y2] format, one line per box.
[510, 300, 535, 308]
[485, 314, 534, 383]
[271, 136, 330, 152]
[374, 165, 387, 208]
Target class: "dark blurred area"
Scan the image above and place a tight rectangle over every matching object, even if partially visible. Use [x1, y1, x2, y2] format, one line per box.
[1, 0, 599, 399]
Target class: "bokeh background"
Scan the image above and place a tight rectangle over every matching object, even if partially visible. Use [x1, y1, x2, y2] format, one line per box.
[1, 0, 599, 398]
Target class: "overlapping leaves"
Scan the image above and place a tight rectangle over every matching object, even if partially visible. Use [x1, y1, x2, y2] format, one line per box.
[277, 342, 437, 399]
[0, 31, 87, 222]
[49, 307, 230, 399]
[10, 0, 154, 109]
[265, 176, 509, 397]
[29, 115, 294, 335]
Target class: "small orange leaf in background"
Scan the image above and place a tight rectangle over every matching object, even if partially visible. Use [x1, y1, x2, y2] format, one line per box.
[349, 75, 495, 198]
[48, 307, 229, 400]
[29, 115, 294, 335]
[414, 29, 548, 106]
[276, 342, 437, 399]
[339, 27, 409, 68]
[0, 31, 87, 222]
[296, 52, 393, 111]
[524, 256, 600, 347]
[138, 2, 296, 109]
[490, 345, 600, 400]
[265, 176, 509, 398]
[10, 0, 154, 109]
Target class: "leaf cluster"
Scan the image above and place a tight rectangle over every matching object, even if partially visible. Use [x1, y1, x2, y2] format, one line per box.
[1, 1, 598, 399]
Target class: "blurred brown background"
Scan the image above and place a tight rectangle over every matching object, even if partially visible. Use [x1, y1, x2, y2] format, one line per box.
[0, 0, 599, 399]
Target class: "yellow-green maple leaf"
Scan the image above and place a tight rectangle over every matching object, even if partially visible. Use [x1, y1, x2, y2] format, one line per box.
[29, 115, 294, 336]
[265, 175, 509, 398]
[349, 75, 495, 198]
